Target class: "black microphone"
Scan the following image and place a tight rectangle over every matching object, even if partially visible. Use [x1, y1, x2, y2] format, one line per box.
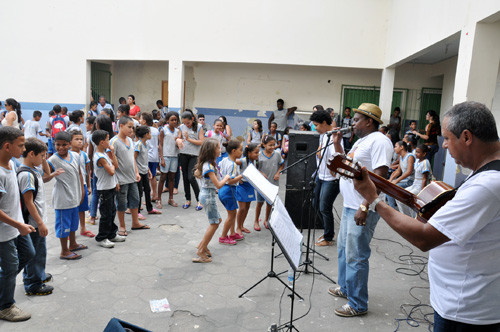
[326, 126, 352, 136]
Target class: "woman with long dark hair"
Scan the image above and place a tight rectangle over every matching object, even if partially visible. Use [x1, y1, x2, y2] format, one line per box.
[1, 98, 22, 129]
[127, 95, 141, 118]
[412, 110, 441, 163]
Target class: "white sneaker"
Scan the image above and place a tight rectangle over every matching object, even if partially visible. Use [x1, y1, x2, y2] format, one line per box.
[0, 304, 31, 322]
[97, 239, 115, 248]
[110, 234, 126, 242]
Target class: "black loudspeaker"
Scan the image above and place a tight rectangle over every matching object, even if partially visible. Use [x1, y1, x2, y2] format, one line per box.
[285, 130, 319, 190]
[285, 130, 323, 229]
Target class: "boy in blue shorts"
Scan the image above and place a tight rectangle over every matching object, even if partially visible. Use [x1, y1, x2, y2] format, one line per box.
[0, 127, 36, 322]
[47, 131, 86, 260]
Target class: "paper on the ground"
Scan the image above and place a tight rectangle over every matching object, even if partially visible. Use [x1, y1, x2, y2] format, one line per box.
[242, 163, 279, 204]
[150, 298, 171, 313]
[269, 197, 303, 271]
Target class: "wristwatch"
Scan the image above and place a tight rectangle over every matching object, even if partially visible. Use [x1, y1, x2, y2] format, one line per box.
[369, 197, 382, 210]
[359, 204, 368, 213]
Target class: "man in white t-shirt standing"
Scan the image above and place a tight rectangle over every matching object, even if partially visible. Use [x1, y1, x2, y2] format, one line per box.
[329, 103, 393, 317]
[353, 101, 500, 330]
[310, 109, 343, 246]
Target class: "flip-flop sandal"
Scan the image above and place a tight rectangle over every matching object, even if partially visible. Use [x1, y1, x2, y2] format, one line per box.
[182, 203, 191, 209]
[148, 209, 162, 214]
[264, 222, 269, 229]
[242, 228, 251, 234]
[192, 256, 212, 263]
[131, 225, 150, 230]
[60, 252, 82, 260]
[70, 244, 88, 252]
[195, 204, 203, 211]
[118, 230, 128, 236]
[168, 200, 178, 207]
[254, 225, 261, 231]
[80, 230, 95, 238]
[205, 249, 212, 258]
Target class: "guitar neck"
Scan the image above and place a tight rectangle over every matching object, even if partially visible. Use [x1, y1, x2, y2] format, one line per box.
[365, 170, 417, 207]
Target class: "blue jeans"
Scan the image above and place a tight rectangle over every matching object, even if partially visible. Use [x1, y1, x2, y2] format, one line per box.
[313, 179, 340, 241]
[433, 311, 500, 332]
[23, 230, 47, 292]
[0, 235, 35, 310]
[90, 173, 98, 218]
[386, 179, 413, 211]
[337, 207, 380, 312]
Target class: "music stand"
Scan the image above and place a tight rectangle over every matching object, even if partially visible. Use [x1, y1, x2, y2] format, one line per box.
[238, 165, 303, 301]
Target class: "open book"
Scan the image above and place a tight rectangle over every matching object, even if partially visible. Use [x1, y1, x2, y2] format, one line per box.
[242, 163, 279, 204]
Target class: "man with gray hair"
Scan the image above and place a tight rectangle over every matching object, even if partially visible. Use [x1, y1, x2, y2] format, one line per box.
[97, 96, 113, 113]
[353, 101, 500, 330]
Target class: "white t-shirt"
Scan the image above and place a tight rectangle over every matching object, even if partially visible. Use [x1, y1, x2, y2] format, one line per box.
[315, 133, 343, 181]
[339, 131, 393, 209]
[428, 170, 500, 325]
[0, 160, 22, 241]
[24, 120, 42, 139]
[147, 126, 160, 162]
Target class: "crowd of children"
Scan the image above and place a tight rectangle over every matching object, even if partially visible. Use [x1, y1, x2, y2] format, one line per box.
[0, 99, 436, 321]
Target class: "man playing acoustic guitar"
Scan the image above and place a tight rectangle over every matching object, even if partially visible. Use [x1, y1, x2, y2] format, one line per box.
[329, 103, 393, 317]
[352, 101, 500, 331]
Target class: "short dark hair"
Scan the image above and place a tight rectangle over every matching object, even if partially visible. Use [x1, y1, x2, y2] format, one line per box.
[416, 144, 428, 154]
[135, 125, 150, 139]
[277, 99, 284, 104]
[118, 97, 126, 104]
[54, 131, 72, 142]
[86, 115, 96, 125]
[53, 104, 62, 114]
[444, 101, 499, 143]
[92, 130, 109, 146]
[344, 107, 352, 112]
[394, 107, 401, 113]
[409, 120, 417, 125]
[98, 95, 106, 101]
[117, 104, 130, 116]
[198, 113, 205, 119]
[396, 140, 408, 151]
[0, 127, 24, 149]
[67, 127, 84, 139]
[310, 110, 332, 125]
[165, 111, 179, 122]
[141, 112, 153, 126]
[118, 116, 133, 127]
[313, 105, 324, 111]
[48, 110, 55, 117]
[262, 134, 276, 145]
[33, 110, 42, 118]
[226, 139, 241, 155]
[23, 137, 47, 158]
[61, 107, 68, 114]
[156, 100, 163, 107]
[69, 110, 84, 123]
[101, 108, 115, 122]
[90, 101, 98, 108]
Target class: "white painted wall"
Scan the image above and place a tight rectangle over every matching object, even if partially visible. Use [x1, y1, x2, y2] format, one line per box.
[385, 0, 500, 66]
[112, 61, 169, 112]
[0, 0, 391, 105]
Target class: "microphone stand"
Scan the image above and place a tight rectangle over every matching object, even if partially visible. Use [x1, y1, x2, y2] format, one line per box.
[280, 132, 340, 284]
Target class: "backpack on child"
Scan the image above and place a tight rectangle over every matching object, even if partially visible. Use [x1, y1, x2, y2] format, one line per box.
[51, 114, 67, 138]
[17, 166, 39, 224]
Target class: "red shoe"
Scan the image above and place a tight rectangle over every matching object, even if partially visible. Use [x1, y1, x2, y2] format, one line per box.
[229, 233, 244, 241]
[219, 236, 237, 245]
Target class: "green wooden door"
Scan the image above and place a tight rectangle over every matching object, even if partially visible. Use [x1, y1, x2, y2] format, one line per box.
[342, 86, 403, 117]
[419, 88, 442, 130]
[91, 62, 112, 103]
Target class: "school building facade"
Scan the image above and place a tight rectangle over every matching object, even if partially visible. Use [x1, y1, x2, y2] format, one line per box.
[1, 0, 500, 185]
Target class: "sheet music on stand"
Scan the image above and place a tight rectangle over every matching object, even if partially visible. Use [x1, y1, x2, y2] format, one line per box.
[269, 198, 303, 271]
[242, 163, 279, 204]
[242, 163, 302, 270]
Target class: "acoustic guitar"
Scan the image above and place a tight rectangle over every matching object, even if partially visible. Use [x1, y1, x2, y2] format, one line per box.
[327, 153, 456, 222]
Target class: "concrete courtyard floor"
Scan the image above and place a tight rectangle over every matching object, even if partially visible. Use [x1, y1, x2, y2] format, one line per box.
[2, 177, 433, 332]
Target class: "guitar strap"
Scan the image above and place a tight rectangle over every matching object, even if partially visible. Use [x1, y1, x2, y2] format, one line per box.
[457, 159, 500, 188]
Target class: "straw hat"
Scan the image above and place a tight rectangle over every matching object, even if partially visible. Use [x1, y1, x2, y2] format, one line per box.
[353, 103, 383, 124]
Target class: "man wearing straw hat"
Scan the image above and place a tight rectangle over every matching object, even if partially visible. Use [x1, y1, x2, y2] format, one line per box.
[328, 103, 393, 317]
